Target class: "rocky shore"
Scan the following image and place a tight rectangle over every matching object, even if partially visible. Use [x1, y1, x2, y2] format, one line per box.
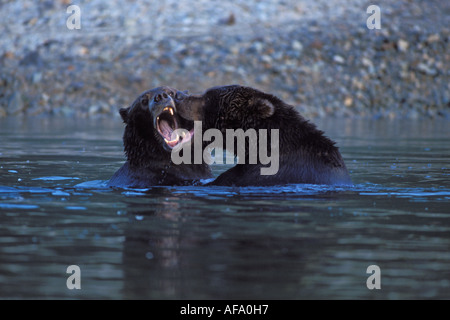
[0, 0, 448, 119]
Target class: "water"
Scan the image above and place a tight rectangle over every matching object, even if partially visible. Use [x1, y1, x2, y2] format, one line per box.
[0, 117, 449, 299]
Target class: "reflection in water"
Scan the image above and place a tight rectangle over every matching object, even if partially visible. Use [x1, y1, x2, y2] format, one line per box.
[120, 191, 316, 299]
[0, 117, 449, 299]
[121, 191, 185, 299]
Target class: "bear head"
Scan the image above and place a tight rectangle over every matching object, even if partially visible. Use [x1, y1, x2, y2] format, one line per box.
[119, 86, 195, 167]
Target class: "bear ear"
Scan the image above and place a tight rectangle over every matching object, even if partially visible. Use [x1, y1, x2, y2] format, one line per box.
[175, 90, 189, 101]
[119, 107, 130, 123]
[254, 98, 275, 118]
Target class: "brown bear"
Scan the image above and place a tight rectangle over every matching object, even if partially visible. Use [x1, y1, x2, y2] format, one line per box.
[107, 86, 213, 188]
[174, 85, 352, 186]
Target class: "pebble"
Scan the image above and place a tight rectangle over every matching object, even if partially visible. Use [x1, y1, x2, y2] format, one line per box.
[333, 55, 345, 64]
[397, 39, 409, 52]
[417, 63, 437, 76]
[292, 40, 303, 52]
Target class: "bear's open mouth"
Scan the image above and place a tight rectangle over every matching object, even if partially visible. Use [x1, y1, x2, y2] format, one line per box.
[156, 106, 194, 149]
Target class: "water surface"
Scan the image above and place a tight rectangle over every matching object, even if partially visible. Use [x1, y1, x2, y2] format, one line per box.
[0, 117, 449, 299]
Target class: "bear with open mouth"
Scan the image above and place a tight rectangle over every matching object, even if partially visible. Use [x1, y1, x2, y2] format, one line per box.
[174, 85, 352, 187]
[107, 86, 213, 188]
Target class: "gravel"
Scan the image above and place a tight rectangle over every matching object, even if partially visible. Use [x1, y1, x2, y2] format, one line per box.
[0, 0, 449, 119]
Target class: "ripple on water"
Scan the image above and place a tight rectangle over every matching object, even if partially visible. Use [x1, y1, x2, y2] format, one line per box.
[0, 203, 39, 209]
[32, 176, 80, 181]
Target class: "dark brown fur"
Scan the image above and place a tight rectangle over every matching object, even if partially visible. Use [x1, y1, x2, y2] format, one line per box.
[108, 86, 212, 188]
[175, 85, 352, 186]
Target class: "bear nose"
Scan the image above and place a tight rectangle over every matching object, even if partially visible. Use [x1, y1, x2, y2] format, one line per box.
[154, 92, 169, 103]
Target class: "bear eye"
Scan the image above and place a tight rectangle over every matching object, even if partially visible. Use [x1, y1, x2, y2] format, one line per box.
[168, 91, 174, 97]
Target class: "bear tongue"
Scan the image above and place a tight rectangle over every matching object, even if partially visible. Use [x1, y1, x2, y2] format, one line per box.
[179, 129, 194, 145]
[159, 120, 195, 148]
[159, 119, 175, 140]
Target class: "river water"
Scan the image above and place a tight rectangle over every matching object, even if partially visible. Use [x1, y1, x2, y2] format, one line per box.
[0, 117, 449, 299]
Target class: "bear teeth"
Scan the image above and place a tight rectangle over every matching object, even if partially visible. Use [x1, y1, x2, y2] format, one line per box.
[163, 107, 174, 115]
[164, 134, 179, 148]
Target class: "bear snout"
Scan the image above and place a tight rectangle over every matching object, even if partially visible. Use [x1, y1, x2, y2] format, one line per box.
[154, 92, 169, 103]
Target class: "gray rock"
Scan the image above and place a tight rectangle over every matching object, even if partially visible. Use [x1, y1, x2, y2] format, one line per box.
[8, 92, 25, 115]
[19, 50, 43, 67]
[416, 63, 437, 76]
[333, 55, 345, 64]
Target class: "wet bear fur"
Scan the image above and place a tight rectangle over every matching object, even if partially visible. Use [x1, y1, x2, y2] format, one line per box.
[107, 86, 212, 188]
[175, 85, 352, 187]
